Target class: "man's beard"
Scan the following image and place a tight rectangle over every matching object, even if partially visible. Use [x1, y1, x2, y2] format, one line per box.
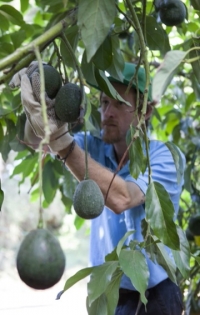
[101, 124, 122, 144]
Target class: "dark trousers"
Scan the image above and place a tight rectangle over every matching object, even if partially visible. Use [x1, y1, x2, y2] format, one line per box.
[115, 278, 184, 315]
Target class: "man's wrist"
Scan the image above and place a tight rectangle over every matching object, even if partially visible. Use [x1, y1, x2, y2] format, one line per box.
[56, 139, 76, 164]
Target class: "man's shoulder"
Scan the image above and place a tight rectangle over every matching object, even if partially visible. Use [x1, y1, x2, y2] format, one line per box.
[74, 131, 104, 148]
[149, 139, 185, 166]
[149, 139, 167, 153]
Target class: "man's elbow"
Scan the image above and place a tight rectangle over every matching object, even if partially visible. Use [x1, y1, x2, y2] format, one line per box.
[107, 195, 132, 215]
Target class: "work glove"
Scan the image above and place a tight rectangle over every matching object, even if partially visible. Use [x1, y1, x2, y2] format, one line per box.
[24, 119, 51, 153]
[9, 62, 73, 153]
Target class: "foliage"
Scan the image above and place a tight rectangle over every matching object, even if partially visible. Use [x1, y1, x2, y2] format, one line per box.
[0, 0, 200, 314]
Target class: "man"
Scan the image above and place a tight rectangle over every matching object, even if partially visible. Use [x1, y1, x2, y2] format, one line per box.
[10, 62, 184, 314]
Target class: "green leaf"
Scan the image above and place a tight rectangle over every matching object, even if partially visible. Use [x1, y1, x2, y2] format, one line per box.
[192, 255, 200, 265]
[190, 0, 200, 11]
[92, 35, 113, 70]
[52, 158, 64, 176]
[81, 51, 98, 87]
[151, 236, 177, 284]
[105, 269, 123, 315]
[0, 180, 4, 211]
[86, 294, 107, 315]
[165, 141, 185, 184]
[144, 234, 160, 263]
[106, 35, 124, 81]
[78, 0, 116, 62]
[119, 248, 149, 306]
[152, 50, 189, 102]
[126, 127, 147, 179]
[9, 137, 26, 152]
[184, 164, 192, 193]
[0, 12, 9, 30]
[0, 41, 14, 58]
[10, 30, 26, 49]
[84, 95, 92, 122]
[0, 124, 3, 152]
[171, 226, 190, 279]
[146, 182, 180, 250]
[87, 261, 118, 306]
[1, 134, 11, 162]
[146, 16, 171, 54]
[85, 119, 100, 136]
[74, 214, 85, 229]
[60, 193, 73, 214]
[20, 0, 29, 13]
[42, 160, 59, 204]
[62, 168, 77, 199]
[64, 267, 93, 291]
[0, 5, 24, 26]
[94, 68, 131, 106]
[116, 230, 135, 257]
[61, 25, 79, 69]
[189, 37, 200, 85]
[10, 154, 38, 180]
[105, 248, 119, 262]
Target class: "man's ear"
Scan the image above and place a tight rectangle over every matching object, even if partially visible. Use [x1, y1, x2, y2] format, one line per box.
[145, 103, 153, 120]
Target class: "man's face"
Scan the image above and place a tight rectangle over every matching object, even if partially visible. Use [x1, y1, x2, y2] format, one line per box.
[100, 82, 138, 144]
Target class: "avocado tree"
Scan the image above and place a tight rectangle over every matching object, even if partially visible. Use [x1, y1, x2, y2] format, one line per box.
[0, 0, 200, 314]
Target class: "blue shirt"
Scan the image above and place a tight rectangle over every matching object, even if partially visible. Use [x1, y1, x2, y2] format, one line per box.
[74, 132, 185, 290]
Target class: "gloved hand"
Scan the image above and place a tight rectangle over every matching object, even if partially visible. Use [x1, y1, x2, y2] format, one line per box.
[24, 119, 51, 153]
[24, 119, 41, 150]
[9, 62, 73, 153]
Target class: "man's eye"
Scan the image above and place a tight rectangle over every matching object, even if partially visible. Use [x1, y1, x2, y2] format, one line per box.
[101, 100, 108, 107]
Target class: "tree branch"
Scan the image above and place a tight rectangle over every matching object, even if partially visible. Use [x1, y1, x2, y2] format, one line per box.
[0, 8, 78, 74]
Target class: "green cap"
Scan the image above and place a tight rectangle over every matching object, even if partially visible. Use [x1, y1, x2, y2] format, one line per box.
[108, 62, 152, 101]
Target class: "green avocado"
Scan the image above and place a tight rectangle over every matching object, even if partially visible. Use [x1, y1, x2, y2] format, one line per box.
[188, 214, 200, 236]
[158, 0, 186, 26]
[16, 228, 66, 290]
[73, 179, 104, 219]
[54, 82, 82, 123]
[30, 64, 62, 99]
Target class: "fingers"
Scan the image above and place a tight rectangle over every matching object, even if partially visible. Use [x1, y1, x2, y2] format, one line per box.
[9, 60, 47, 88]
[20, 74, 39, 107]
[26, 61, 40, 77]
[9, 68, 27, 88]
[24, 119, 41, 149]
[30, 71, 41, 102]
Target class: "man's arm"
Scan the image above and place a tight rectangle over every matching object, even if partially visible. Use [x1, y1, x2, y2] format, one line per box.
[58, 144, 145, 214]
[9, 65, 145, 214]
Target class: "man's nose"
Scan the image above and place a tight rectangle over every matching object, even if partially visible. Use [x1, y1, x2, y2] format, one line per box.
[103, 103, 115, 117]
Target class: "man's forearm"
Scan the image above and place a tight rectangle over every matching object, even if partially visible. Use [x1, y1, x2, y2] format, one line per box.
[58, 144, 144, 214]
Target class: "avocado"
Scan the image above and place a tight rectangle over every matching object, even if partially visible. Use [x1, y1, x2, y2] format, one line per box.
[54, 82, 82, 123]
[29, 64, 62, 99]
[73, 179, 104, 219]
[188, 214, 200, 236]
[16, 228, 66, 289]
[158, 0, 186, 26]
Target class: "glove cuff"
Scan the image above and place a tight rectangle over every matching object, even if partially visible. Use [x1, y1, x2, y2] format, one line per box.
[49, 126, 74, 153]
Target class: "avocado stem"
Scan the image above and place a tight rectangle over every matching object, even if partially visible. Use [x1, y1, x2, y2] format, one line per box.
[84, 118, 89, 180]
[60, 32, 89, 180]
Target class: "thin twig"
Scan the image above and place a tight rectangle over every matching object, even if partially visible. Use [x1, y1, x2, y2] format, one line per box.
[34, 46, 51, 229]
[60, 32, 90, 180]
